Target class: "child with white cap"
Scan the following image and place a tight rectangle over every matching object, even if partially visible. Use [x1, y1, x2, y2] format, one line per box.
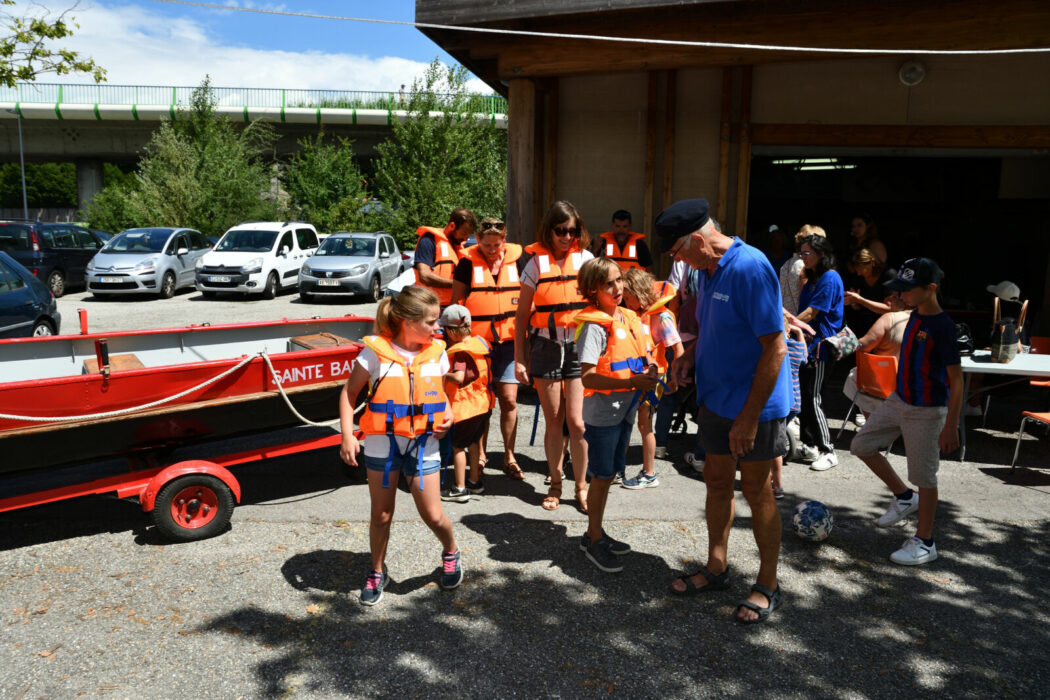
[439, 304, 494, 503]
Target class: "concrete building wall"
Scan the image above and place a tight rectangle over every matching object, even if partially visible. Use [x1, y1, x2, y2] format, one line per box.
[752, 54, 1050, 126]
[670, 68, 724, 208]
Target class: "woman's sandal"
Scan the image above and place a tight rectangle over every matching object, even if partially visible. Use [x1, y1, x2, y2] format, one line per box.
[502, 461, 525, 480]
[575, 484, 589, 514]
[541, 482, 562, 510]
[670, 565, 731, 596]
[735, 584, 783, 624]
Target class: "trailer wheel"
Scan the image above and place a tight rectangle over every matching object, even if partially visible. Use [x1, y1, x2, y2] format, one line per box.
[152, 474, 234, 541]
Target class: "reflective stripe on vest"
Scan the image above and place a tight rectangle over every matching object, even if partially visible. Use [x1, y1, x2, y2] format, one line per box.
[444, 335, 494, 421]
[463, 243, 522, 343]
[600, 231, 646, 271]
[530, 243, 588, 331]
[415, 226, 460, 305]
[574, 306, 652, 396]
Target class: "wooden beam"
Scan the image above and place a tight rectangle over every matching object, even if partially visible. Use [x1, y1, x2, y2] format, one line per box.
[716, 68, 732, 224]
[470, 0, 1050, 79]
[750, 124, 1050, 149]
[643, 71, 658, 246]
[734, 66, 753, 240]
[507, 79, 537, 246]
[544, 78, 559, 208]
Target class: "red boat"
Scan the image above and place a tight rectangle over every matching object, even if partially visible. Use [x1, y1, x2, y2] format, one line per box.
[0, 314, 371, 474]
[0, 313, 371, 540]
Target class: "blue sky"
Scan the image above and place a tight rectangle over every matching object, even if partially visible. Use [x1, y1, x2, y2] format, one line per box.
[19, 1, 490, 93]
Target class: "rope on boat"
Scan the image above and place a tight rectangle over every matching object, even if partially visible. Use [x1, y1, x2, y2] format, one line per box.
[0, 351, 365, 426]
[0, 354, 259, 422]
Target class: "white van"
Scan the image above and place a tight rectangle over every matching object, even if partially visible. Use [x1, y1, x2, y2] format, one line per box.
[195, 221, 319, 298]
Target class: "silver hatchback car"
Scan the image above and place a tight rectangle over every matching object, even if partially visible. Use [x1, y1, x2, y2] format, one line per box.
[298, 232, 404, 302]
[87, 227, 211, 298]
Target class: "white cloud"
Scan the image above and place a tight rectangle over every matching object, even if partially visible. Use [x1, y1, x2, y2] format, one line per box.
[14, 2, 492, 93]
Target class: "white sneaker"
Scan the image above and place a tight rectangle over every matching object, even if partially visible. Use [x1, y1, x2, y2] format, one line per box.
[890, 536, 938, 565]
[854, 413, 867, 428]
[684, 452, 704, 474]
[809, 451, 839, 471]
[654, 445, 668, 459]
[963, 403, 982, 417]
[787, 418, 801, 439]
[795, 444, 819, 463]
[876, 492, 919, 527]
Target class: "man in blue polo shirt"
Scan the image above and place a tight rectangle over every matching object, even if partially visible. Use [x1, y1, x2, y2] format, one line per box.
[663, 198, 791, 625]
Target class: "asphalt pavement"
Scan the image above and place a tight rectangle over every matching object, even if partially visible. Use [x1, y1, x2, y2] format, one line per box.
[2, 288, 1048, 697]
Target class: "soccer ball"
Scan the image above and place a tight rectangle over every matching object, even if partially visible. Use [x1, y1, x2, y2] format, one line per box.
[792, 500, 833, 541]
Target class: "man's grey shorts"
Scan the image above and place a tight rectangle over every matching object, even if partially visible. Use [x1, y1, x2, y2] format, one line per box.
[698, 405, 788, 462]
[850, 392, 947, 489]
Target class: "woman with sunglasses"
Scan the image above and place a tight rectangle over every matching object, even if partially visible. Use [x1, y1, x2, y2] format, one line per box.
[514, 201, 594, 512]
[450, 216, 526, 481]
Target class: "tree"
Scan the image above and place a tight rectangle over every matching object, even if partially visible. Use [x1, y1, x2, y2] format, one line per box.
[372, 59, 507, 248]
[281, 132, 370, 232]
[86, 79, 280, 238]
[0, 1, 105, 87]
[0, 162, 76, 207]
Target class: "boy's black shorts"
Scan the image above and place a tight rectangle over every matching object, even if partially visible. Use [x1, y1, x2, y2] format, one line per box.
[450, 411, 491, 449]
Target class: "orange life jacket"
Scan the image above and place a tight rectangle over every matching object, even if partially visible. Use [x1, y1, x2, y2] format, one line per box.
[600, 231, 647, 271]
[444, 336, 494, 422]
[359, 335, 448, 487]
[462, 243, 522, 343]
[574, 306, 652, 397]
[529, 243, 588, 333]
[638, 280, 679, 374]
[415, 226, 460, 306]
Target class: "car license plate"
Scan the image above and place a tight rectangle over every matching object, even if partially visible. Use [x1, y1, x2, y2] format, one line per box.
[99, 276, 123, 283]
[318, 279, 340, 286]
[208, 275, 231, 283]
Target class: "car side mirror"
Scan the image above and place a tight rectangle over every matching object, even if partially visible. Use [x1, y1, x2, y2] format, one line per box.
[177, 247, 189, 256]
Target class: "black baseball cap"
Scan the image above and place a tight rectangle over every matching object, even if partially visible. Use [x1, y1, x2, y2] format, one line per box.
[884, 257, 942, 291]
[654, 198, 711, 252]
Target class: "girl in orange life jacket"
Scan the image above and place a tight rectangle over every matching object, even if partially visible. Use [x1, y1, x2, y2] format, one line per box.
[449, 217, 525, 480]
[620, 268, 686, 489]
[513, 201, 595, 513]
[438, 304, 495, 503]
[338, 286, 462, 606]
[574, 257, 660, 572]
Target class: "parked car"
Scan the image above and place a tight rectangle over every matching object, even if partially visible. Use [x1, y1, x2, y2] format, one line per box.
[196, 221, 319, 299]
[0, 250, 60, 338]
[0, 220, 112, 297]
[298, 232, 404, 302]
[86, 227, 211, 298]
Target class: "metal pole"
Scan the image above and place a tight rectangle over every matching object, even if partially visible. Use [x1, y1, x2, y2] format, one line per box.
[15, 112, 27, 219]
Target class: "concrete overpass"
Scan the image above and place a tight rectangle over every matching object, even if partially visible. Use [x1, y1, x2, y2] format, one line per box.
[0, 82, 507, 211]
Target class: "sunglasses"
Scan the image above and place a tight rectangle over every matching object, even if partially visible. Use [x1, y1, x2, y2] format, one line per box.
[480, 221, 506, 232]
[667, 236, 688, 257]
[553, 226, 579, 238]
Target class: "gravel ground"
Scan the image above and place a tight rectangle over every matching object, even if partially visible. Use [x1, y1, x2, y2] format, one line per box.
[2, 288, 1046, 697]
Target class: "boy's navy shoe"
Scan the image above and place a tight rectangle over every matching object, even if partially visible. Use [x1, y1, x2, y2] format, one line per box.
[466, 477, 485, 494]
[579, 530, 631, 556]
[584, 536, 624, 573]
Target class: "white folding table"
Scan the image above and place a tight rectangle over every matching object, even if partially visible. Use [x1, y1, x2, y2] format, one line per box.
[960, 350, 1050, 460]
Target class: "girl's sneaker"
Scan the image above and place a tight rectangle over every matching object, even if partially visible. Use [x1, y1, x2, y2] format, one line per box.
[772, 486, 784, 500]
[622, 471, 659, 489]
[440, 549, 463, 589]
[465, 477, 485, 494]
[441, 486, 470, 502]
[360, 570, 387, 606]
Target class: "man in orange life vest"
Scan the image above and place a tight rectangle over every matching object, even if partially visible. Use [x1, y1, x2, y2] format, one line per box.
[594, 210, 654, 273]
[415, 208, 477, 307]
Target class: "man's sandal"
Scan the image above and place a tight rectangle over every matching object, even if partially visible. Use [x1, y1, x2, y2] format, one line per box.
[735, 584, 783, 624]
[670, 565, 731, 596]
[541, 482, 562, 510]
[575, 484, 589, 514]
[502, 461, 525, 480]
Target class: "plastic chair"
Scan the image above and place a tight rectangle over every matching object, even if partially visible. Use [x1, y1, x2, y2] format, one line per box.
[1009, 411, 1050, 472]
[836, 352, 898, 441]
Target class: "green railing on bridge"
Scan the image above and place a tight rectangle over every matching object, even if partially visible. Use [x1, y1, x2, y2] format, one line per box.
[0, 82, 507, 114]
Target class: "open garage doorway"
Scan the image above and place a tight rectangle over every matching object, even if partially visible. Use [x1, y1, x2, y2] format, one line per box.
[746, 153, 1050, 338]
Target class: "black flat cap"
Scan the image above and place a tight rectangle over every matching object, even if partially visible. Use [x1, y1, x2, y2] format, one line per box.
[655, 198, 711, 252]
